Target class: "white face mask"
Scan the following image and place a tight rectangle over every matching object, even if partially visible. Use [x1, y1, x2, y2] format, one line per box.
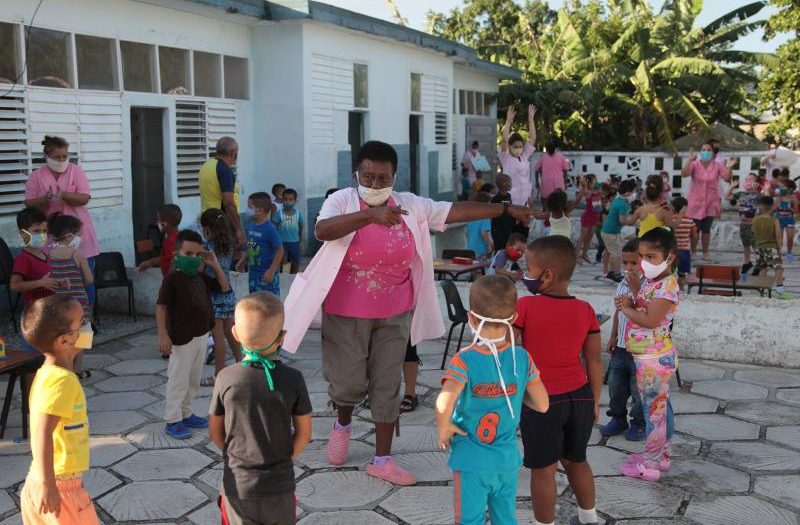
[466, 311, 518, 419]
[626, 193, 637, 203]
[641, 258, 670, 279]
[68, 234, 81, 250]
[46, 157, 69, 173]
[357, 184, 394, 207]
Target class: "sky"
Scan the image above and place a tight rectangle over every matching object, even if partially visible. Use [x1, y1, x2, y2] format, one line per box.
[322, 0, 789, 52]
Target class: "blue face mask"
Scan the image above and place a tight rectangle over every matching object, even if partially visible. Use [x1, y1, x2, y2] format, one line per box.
[283, 202, 295, 210]
[699, 151, 713, 162]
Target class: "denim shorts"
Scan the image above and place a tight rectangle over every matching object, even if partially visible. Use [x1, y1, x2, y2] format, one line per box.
[676, 249, 692, 277]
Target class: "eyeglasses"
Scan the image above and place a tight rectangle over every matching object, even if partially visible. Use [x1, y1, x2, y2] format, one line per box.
[355, 171, 394, 187]
[62, 315, 90, 337]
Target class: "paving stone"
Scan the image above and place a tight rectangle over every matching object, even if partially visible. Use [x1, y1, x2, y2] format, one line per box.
[308, 392, 335, 413]
[669, 391, 720, 414]
[187, 501, 219, 525]
[776, 388, 800, 406]
[84, 468, 122, 498]
[725, 401, 800, 426]
[93, 374, 165, 392]
[295, 471, 391, 510]
[615, 520, 700, 525]
[125, 422, 209, 449]
[709, 442, 800, 471]
[296, 440, 375, 470]
[766, 425, 800, 450]
[677, 361, 726, 381]
[753, 475, 800, 510]
[97, 480, 207, 521]
[366, 425, 438, 454]
[90, 436, 137, 466]
[197, 463, 222, 490]
[690, 379, 768, 400]
[0, 513, 21, 525]
[517, 468, 569, 498]
[585, 446, 631, 476]
[661, 459, 750, 493]
[674, 414, 760, 441]
[310, 417, 371, 440]
[105, 358, 167, 375]
[142, 395, 211, 420]
[516, 500, 600, 525]
[734, 369, 800, 388]
[380, 486, 453, 525]
[0, 437, 31, 456]
[87, 391, 158, 411]
[113, 449, 213, 481]
[685, 495, 799, 525]
[0, 491, 15, 515]
[594, 477, 685, 518]
[0, 455, 29, 488]
[393, 451, 451, 483]
[416, 369, 446, 389]
[607, 432, 701, 457]
[81, 353, 120, 370]
[89, 409, 148, 435]
[298, 510, 396, 524]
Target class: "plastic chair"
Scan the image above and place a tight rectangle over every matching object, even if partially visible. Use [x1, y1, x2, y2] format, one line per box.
[0, 237, 21, 332]
[93, 252, 136, 326]
[440, 280, 469, 369]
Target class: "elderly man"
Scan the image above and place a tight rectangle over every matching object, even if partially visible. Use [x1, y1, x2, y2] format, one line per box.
[199, 136, 245, 248]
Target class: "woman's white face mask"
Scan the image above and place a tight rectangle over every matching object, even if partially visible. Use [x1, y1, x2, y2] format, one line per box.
[357, 184, 393, 206]
[47, 157, 69, 173]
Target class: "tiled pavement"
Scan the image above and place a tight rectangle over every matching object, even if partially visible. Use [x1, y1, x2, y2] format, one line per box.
[1, 327, 799, 524]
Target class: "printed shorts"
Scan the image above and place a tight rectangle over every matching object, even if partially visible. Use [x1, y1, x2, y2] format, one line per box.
[739, 223, 755, 248]
[755, 248, 782, 271]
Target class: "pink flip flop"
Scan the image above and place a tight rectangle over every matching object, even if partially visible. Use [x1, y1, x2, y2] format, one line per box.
[620, 460, 661, 482]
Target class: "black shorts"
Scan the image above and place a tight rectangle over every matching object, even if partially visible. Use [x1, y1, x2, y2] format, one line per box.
[693, 217, 714, 234]
[404, 342, 419, 363]
[520, 383, 595, 469]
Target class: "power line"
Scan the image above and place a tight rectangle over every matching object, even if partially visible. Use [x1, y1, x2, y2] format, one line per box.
[1, 0, 46, 99]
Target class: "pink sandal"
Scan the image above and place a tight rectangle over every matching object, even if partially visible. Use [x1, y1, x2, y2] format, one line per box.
[627, 453, 670, 471]
[620, 460, 661, 482]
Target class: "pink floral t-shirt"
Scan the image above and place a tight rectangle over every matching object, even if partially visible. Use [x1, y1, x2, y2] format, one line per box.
[626, 274, 680, 356]
[324, 198, 415, 319]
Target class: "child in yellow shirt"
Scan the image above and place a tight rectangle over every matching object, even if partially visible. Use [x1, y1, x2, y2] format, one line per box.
[20, 294, 98, 525]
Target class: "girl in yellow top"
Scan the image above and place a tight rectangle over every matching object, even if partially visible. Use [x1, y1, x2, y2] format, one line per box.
[20, 295, 98, 525]
[631, 176, 675, 237]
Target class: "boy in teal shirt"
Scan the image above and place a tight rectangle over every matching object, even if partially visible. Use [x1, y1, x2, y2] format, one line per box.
[436, 275, 549, 525]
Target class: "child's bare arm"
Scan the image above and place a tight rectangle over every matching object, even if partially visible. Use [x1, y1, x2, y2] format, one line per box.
[291, 414, 312, 458]
[263, 245, 285, 283]
[582, 332, 602, 422]
[435, 379, 466, 451]
[156, 304, 172, 356]
[209, 414, 225, 451]
[524, 378, 549, 412]
[74, 252, 94, 286]
[608, 311, 619, 353]
[775, 218, 783, 251]
[31, 413, 61, 515]
[136, 256, 160, 271]
[203, 252, 230, 293]
[494, 267, 519, 280]
[10, 273, 58, 293]
[531, 209, 549, 220]
[480, 231, 494, 254]
[618, 297, 673, 329]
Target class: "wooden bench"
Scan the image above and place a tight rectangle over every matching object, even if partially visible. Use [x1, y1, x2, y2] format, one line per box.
[687, 274, 775, 298]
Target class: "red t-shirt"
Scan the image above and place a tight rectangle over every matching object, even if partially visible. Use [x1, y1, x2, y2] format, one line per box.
[515, 294, 600, 395]
[160, 231, 178, 277]
[11, 250, 54, 308]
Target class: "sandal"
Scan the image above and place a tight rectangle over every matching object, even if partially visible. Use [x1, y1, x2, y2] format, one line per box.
[76, 370, 91, 380]
[200, 376, 215, 387]
[399, 394, 418, 413]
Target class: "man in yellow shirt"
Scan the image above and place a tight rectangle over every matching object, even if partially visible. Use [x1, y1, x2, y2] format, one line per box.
[20, 295, 98, 525]
[199, 136, 245, 250]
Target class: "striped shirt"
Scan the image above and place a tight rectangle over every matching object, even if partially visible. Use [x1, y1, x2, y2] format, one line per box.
[49, 251, 89, 313]
[674, 215, 694, 251]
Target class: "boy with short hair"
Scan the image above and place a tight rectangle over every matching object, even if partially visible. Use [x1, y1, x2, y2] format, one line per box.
[241, 192, 284, 296]
[491, 173, 515, 251]
[20, 295, 99, 524]
[137, 203, 183, 277]
[600, 239, 645, 441]
[488, 233, 526, 281]
[753, 196, 793, 300]
[465, 192, 494, 259]
[725, 174, 761, 274]
[515, 236, 602, 525]
[11, 207, 57, 314]
[272, 188, 304, 274]
[271, 183, 286, 214]
[671, 197, 694, 289]
[210, 292, 312, 525]
[601, 179, 636, 283]
[157, 230, 230, 439]
[437, 275, 549, 525]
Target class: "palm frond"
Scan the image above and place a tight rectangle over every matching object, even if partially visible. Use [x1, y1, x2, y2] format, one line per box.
[703, 1, 766, 35]
[651, 57, 725, 77]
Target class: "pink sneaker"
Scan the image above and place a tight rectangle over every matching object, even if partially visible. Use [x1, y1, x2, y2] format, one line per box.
[620, 460, 661, 482]
[627, 453, 670, 471]
[327, 424, 352, 466]
[366, 458, 417, 486]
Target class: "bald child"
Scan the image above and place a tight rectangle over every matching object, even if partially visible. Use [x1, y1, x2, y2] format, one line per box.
[209, 292, 312, 525]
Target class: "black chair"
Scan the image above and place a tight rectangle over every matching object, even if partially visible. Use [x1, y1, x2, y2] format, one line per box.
[93, 252, 136, 326]
[442, 249, 476, 260]
[440, 280, 469, 369]
[0, 237, 21, 332]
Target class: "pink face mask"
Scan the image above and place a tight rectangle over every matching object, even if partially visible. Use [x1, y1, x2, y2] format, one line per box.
[743, 177, 759, 192]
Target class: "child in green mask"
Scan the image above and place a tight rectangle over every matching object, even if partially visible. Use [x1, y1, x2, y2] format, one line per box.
[156, 229, 230, 440]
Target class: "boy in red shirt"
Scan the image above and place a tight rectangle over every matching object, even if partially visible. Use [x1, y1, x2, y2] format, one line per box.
[137, 204, 183, 277]
[514, 235, 602, 525]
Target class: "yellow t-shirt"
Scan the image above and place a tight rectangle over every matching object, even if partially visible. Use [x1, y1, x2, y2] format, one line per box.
[199, 158, 240, 213]
[29, 365, 90, 477]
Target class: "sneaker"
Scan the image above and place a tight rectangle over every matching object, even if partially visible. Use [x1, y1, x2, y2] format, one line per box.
[624, 425, 646, 441]
[366, 458, 416, 485]
[599, 418, 629, 437]
[741, 262, 753, 275]
[182, 414, 208, 428]
[620, 460, 660, 482]
[165, 422, 191, 440]
[611, 272, 624, 283]
[327, 423, 352, 465]
[570, 517, 599, 525]
[775, 291, 794, 300]
[627, 452, 670, 471]
[787, 253, 795, 263]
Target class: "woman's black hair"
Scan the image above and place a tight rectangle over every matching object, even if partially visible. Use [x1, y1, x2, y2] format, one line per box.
[356, 141, 398, 173]
[639, 227, 677, 260]
[47, 212, 83, 240]
[508, 133, 525, 147]
[545, 189, 568, 213]
[644, 175, 664, 202]
[544, 137, 557, 155]
[200, 208, 232, 257]
[42, 135, 69, 157]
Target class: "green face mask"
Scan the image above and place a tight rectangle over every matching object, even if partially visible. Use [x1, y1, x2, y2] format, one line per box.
[174, 254, 202, 276]
[241, 331, 284, 391]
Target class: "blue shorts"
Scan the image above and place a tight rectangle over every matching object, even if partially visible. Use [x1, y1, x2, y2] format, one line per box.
[283, 241, 301, 264]
[249, 274, 280, 297]
[677, 249, 691, 277]
[453, 470, 517, 525]
[777, 215, 796, 230]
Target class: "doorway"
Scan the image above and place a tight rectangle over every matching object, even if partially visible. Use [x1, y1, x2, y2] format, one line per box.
[130, 107, 166, 264]
[348, 111, 364, 172]
[465, 117, 497, 181]
[409, 114, 421, 194]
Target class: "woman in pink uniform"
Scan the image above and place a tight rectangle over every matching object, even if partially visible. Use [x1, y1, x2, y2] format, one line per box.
[534, 138, 572, 200]
[681, 141, 734, 260]
[282, 141, 534, 486]
[500, 105, 538, 237]
[25, 135, 99, 303]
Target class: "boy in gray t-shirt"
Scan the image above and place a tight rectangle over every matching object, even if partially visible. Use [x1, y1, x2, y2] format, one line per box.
[209, 292, 312, 525]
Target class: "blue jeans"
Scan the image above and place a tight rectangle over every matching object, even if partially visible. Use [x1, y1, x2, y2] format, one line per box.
[86, 256, 96, 306]
[606, 347, 644, 428]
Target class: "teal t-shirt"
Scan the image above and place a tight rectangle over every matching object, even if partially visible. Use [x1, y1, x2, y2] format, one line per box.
[443, 344, 539, 472]
[602, 196, 630, 234]
[466, 219, 491, 257]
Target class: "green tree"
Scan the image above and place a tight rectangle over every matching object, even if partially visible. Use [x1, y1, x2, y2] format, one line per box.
[759, 0, 800, 143]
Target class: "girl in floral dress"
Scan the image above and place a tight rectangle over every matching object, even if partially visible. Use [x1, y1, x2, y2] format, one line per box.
[614, 227, 680, 482]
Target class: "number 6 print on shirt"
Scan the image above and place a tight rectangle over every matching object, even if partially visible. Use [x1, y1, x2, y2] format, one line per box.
[477, 412, 500, 444]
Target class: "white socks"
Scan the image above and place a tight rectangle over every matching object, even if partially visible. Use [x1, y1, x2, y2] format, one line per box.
[578, 506, 599, 524]
[534, 520, 554, 525]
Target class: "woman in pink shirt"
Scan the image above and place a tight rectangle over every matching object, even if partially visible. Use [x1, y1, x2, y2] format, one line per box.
[534, 138, 572, 200]
[499, 105, 537, 238]
[681, 141, 734, 260]
[25, 135, 100, 301]
[283, 141, 534, 486]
